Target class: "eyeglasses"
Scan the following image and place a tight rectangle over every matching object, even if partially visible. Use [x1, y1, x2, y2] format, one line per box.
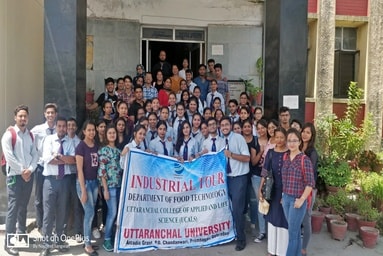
[287, 140, 300, 144]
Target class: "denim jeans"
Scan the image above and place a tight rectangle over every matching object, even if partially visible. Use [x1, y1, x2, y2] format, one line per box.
[251, 175, 266, 234]
[104, 187, 121, 240]
[76, 179, 99, 246]
[282, 193, 307, 256]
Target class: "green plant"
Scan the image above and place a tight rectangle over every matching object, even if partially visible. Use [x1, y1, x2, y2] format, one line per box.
[318, 161, 352, 187]
[356, 150, 382, 171]
[241, 78, 262, 96]
[316, 82, 375, 164]
[87, 87, 95, 93]
[326, 189, 349, 215]
[356, 196, 381, 222]
[360, 172, 383, 209]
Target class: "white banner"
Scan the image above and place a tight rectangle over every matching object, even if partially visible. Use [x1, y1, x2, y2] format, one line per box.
[115, 149, 234, 253]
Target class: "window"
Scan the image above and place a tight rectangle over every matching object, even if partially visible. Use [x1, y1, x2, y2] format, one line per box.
[334, 27, 359, 98]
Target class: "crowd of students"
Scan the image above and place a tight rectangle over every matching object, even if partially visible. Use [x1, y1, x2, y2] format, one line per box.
[2, 52, 318, 256]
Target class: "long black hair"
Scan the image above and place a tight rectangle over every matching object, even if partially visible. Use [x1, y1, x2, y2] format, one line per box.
[175, 120, 191, 153]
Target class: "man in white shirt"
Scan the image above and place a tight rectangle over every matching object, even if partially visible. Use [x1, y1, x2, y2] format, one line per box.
[1, 105, 38, 256]
[31, 103, 57, 233]
[40, 117, 76, 256]
[220, 117, 250, 251]
[202, 117, 225, 153]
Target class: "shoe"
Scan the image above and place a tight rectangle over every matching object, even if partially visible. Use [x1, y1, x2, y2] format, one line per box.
[92, 228, 101, 239]
[57, 242, 69, 253]
[84, 248, 99, 256]
[4, 246, 19, 256]
[39, 248, 50, 256]
[235, 240, 246, 251]
[103, 240, 114, 252]
[254, 233, 266, 243]
[82, 244, 100, 250]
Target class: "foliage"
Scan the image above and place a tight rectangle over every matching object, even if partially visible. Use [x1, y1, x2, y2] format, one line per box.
[241, 56, 263, 97]
[318, 161, 352, 187]
[241, 78, 262, 96]
[326, 189, 349, 215]
[356, 196, 381, 222]
[356, 150, 383, 172]
[360, 172, 383, 207]
[316, 82, 374, 161]
[87, 87, 95, 93]
[316, 81, 376, 168]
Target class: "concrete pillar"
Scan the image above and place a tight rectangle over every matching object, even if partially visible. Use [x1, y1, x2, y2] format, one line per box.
[264, 0, 308, 121]
[314, 0, 335, 116]
[44, 0, 87, 123]
[366, 0, 383, 151]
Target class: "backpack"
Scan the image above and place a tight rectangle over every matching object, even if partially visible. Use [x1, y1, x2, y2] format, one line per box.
[1, 127, 34, 175]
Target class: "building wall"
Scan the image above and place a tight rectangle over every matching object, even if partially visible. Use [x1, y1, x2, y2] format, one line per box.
[87, 19, 140, 93]
[0, 0, 44, 138]
[0, 0, 44, 194]
[336, 0, 368, 16]
[86, 0, 264, 95]
[87, 0, 263, 27]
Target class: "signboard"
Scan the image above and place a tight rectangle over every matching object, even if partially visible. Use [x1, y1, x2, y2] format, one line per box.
[228, 80, 246, 102]
[115, 150, 234, 253]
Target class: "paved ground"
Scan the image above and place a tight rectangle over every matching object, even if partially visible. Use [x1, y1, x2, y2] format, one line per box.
[0, 220, 382, 256]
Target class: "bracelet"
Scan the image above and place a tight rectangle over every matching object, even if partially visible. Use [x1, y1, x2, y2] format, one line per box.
[230, 152, 233, 158]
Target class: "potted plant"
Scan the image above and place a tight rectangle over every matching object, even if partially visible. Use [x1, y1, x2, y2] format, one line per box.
[326, 189, 348, 215]
[311, 211, 325, 233]
[356, 150, 382, 172]
[330, 219, 348, 241]
[361, 172, 383, 211]
[315, 197, 331, 214]
[356, 197, 380, 234]
[319, 161, 352, 192]
[241, 78, 263, 106]
[360, 226, 380, 249]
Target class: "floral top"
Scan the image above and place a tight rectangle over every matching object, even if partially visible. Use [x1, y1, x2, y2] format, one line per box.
[98, 146, 122, 188]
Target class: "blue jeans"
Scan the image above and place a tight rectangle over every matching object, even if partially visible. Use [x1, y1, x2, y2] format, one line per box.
[104, 187, 120, 240]
[76, 179, 99, 246]
[251, 175, 266, 234]
[282, 193, 307, 256]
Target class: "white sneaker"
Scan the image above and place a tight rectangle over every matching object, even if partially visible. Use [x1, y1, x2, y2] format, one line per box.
[92, 228, 101, 239]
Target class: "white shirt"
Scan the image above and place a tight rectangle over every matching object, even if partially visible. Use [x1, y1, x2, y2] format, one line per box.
[42, 134, 75, 176]
[206, 91, 225, 112]
[224, 132, 250, 177]
[31, 122, 56, 165]
[149, 137, 174, 156]
[1, 125, 38, 176]
[202, 134, 225, 152]
[174, 137, 198, 160]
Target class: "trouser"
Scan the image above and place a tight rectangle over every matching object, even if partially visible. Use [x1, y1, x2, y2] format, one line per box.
[64, 174, 83, 234]
[227, 174, 248, 242]
[42, 175, 70, 247]
[251, 175, 266, 234]
[5, 174, 34, 245]
[34, 165, 44, 228]
[282, 193, 307, 256]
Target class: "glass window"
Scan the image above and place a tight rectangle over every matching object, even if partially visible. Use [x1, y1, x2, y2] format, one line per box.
[143, 28, 173, 40]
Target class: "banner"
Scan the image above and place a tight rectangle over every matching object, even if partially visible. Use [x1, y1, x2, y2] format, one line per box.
[115, 149, 235, 253]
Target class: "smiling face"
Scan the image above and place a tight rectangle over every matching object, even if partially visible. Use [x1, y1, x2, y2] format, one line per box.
[44, 107, 57, 124]
[220, 119, 232, 137]
[96, 122, 106, 135]
[256, 123, 267, 137]
[201, 123, 208, 137]
[267, 122, 277, 137]
[157, 124, 167, 139]
[242, 122, 252, 136]
[83, 123, 96, 141]
[182, 122, 191, 137]
[135, 128, 147, 144]
[106, 127, 117, 144]
[233, 123, 242, 134]
[287, 132, 301, 153]
[192, 115, 201, 129]
[301, 127, 312, 143]
[240, 108, 249, 121]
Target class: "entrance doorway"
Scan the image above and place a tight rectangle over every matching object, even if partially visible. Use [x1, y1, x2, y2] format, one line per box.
[142, 41, 204, 77]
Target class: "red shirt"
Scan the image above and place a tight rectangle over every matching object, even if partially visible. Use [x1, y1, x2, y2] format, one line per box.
[158, 89, 170, 107]
[281, 152, 315, 198]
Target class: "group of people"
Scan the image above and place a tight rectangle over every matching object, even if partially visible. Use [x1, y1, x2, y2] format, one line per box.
[2, 51, 318, 256]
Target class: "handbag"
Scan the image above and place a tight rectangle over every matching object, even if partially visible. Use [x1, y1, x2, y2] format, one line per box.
[262, 150, 274, 201]
[258, 199, 270, 215]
